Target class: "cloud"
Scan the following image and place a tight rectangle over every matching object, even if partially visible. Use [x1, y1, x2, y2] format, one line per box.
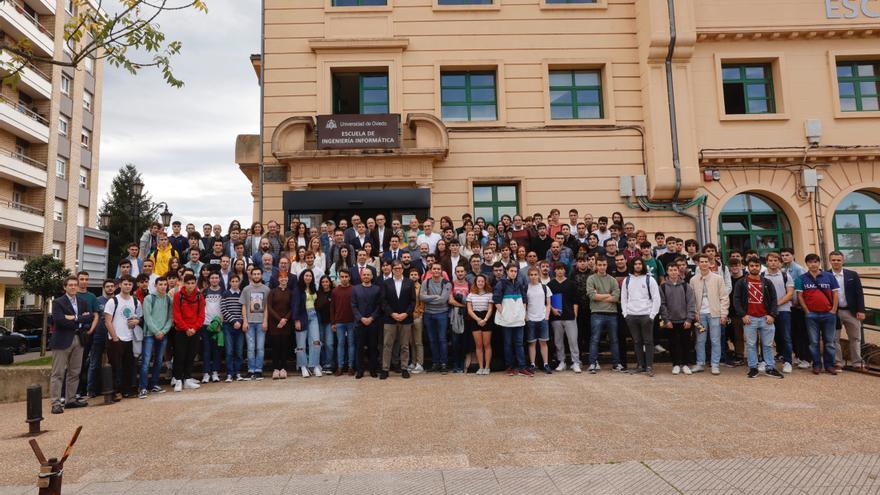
[98, 0, 261, 230]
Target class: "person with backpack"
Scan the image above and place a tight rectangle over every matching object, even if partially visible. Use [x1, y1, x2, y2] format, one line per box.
[586, 257, 621, 374]
[172, 274, 206, 392]
[524, 266, 552, 375]
[148, 232, 179, 277]
[493, 264, 529, 376]
[139, 276, 173, 398]
[659, 264, 696, 376]
[420, 262, 452, 373]
[764, 252, 795, 373]
[103, 275, 143, 399]
[201, 272, 225, 383]
[621, 258, 661, 376]
[689, 253, 730, 375]
[733, 257, 782, 379]
[221, 274, 246, 381]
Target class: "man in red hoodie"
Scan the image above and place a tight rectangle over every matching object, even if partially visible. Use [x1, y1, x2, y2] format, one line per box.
[172, 274, 205, 392]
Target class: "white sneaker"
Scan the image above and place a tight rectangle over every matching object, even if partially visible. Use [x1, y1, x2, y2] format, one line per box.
[170, 377, 178, 387]
[613, 364, 624, 372]
[174, 380, 183, 392]
[672, 365, 681, 375]
[476, 368, 484, 375]
[691, 364, 705, 373]
[595, 363, 601, 371]
[201, 373, 210, 384]
[412, 364, 424, 374]
[655, 345, 667, 354]
[555, 362, 567, 372]
[758, 361, 767, 373]
[211, 372, 220, 383]
[572, 363, 582, 374]
[301, 366, 310, 378]
[797, 361, 812, 369]
[314, 366, 322, 377]
[711, 366, 720, 375]
[682, 365, 692, 375]
[587, 363, 596, 372]
[782, 362, 792, 373]
[184, 379, 201, 390]
[225, 375, 233, 383]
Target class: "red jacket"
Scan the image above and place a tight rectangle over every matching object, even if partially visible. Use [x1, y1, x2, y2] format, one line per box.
[173, 288, 205, 332]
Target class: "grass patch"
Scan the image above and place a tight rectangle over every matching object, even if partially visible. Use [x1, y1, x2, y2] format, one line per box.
[12, 356, 52, 367]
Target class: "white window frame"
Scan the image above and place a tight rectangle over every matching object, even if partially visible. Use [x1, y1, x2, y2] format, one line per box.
[52, 243, 62, 259]
[79, 167, 88, 188]
[84, 56, 94, 75]
[83, 90, 92, 112]
[58, 115, 69, 137]
[65, 0, 75, 15]
[53, 199, 65, 222]
[81, 129, 91, 149]
[55, 157, 67, 179]
[60, 74, 72, 96]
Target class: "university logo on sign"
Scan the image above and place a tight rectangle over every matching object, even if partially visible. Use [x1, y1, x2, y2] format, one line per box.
[316, 114, 401, 150]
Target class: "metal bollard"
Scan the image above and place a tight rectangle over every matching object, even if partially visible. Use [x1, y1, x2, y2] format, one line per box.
[26, 384, 43, 435]
[100, 365, 115, 405]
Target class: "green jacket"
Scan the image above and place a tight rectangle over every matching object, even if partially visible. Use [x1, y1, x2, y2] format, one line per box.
[143, 293, 173, 337]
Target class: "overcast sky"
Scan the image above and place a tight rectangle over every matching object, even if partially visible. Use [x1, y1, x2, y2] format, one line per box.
[97, 0, 260, 230]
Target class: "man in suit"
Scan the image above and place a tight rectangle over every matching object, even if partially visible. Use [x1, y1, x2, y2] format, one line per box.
[50, 276, 92, 413]
[828, 251, 866, 369]
[350, 222, 370, 253]
[370, 214, 393, 256]
[382, 234, 406, 263]
[349, 249, 378, 286]
[380, 261, 414, 379]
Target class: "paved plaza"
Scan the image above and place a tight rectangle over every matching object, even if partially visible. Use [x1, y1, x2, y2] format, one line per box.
[0, 365, 878, 494]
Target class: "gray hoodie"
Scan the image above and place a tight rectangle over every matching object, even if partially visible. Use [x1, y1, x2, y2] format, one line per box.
[419, 277, 451, 314]
[659, 277, 696, 324]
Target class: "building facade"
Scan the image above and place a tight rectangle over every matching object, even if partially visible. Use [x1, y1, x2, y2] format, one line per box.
[0, 0, 105, 314]
[237, 0, 880, 270]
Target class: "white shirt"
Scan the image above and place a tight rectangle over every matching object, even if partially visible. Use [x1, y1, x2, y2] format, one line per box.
[104, 295, 141, 342]
[417, 232, 442, 253]
[450, 255, 461, 270]
[393, 277, 403, 297]
[832, 270, 847, 308]
[595, 229, 612, 245]
[526, 283, 552, 322]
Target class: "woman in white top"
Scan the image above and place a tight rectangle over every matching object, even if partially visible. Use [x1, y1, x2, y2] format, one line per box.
[620, 258, 662, 376]
[362, 241, 381, 271]
[467, 274, 495, 375]
[291, 246, 308, 276]
[292, 223, 309, 248]
[460, 230, 480, 260]
[307, 236, 326, 273]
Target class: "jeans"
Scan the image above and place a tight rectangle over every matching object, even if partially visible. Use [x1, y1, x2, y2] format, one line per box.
[806, 312, 838, 370]
[296, 310, 322, 368]
[589, 313, 619, 366]
[501, 325, 526, 369]
[87, 326, 108, 396]
[450, 331, 466, 371]
[744, 316, 777, 370]
[774, 311, 792, 364]
[320, 322, 334, 369]
[696, 314, 722, 367]
[201, 325, 222, 375]
[335, 322, 356, 368]
[224, 323, 245, 376]
[246, 323, 266, 373]
[139, 334, 168, 390]
[423, 311, 449, 366]
[76, 332, 92, 397]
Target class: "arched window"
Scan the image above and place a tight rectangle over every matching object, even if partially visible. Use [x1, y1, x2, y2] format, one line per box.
[833, 191, 880, 265]
[718, 193, 792, 261]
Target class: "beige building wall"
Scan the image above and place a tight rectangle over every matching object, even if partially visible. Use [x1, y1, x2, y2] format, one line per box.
[240, 0, 880, 272]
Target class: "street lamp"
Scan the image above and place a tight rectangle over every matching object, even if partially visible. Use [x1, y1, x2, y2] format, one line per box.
[156, 202, 173, 227]
[133, 178, 144, 197]
[99, 212, 110, 229]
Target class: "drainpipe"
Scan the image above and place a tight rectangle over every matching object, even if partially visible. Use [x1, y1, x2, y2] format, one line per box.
[664, 0, 703, 244]
[258, 0, 266, 224]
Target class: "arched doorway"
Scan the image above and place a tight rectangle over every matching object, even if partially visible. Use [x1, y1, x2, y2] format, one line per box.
[718, 193, 792, 261]
[832, 190, 880, 266]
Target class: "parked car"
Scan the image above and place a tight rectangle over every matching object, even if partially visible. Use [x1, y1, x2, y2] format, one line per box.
[0, 325, 29, 355]
[12, 311, 43, 351]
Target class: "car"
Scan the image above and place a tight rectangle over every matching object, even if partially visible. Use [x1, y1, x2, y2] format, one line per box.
[0, 325, 29, 355]
[12, 311, 43, 351]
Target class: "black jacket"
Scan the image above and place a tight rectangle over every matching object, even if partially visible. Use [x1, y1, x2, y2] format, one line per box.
[381, 278, 416, 324]
[732, 276, 778, 318]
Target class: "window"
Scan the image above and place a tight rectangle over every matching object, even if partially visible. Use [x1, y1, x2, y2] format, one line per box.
[15, 138, 29, 158]
[60, 74, 72, 96]
[836, 61, 880, 112]
[79, 167, 88, 188]
[721, 64, 776, 114]
[81, 129, 91, 149]
[65, 0, 75, 14]
[52, 243, 62, 260]
[55, 158, 67, 179]
[84, 56, 95, 75]
[53, 199, 65, 222]
[77, 207, 87, 227]
[58, 115, 69, 137]
[12, 184, 24, 205]
[549, 69, 603, 120]
[331, 0, 387, 5]
[332, 72, 389, 114]
[438, 0, 492, 4]
[718, 193, 792, 261]
[833, 191, 880, 265]
[441, 71, 497, 121]
[473, 184, 518, 224]
[83, 90, 93, 112]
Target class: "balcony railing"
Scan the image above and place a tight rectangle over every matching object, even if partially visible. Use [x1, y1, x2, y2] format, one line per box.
[1, 0, 54, 40]
[0, 147, 46, 169]
[0, 93, 49, 126]
[1, 198, 44, 215]
[0, 249, 36, 261]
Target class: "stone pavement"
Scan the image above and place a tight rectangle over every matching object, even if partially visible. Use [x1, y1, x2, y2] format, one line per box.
[0, 364, 878, 493]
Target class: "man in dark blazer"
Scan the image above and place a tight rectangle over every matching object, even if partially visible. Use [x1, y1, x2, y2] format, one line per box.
[380, 261, 415, 379]
[50, 276, 92, 413]
[349, 249, 378, 286]
[381, 234, 406, 263]
[370, 214, 393, 256]
[828, 251, 866, 369]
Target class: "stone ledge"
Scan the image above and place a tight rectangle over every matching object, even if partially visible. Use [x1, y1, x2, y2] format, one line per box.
[0, 366, 50, 404]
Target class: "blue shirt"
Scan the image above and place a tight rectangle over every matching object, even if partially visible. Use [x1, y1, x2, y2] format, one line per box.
[795, 271, 839, 313]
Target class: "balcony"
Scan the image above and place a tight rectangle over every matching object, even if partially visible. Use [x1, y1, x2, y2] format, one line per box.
[0, 249, 35, 284]
[0, 147, 46, 187]
[0, 0, 54, 56]
[0, 93, 49, 143]
[0, 51, 51, 99]
[0, 198, 44, 233]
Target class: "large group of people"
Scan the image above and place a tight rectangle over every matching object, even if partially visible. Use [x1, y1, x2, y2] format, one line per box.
[46, 209, 867, 414]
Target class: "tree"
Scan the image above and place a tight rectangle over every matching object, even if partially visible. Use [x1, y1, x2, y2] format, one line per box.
[1, 0, 208, 88]
[98, 164, 158, 277]
[20, 255, 71, 356]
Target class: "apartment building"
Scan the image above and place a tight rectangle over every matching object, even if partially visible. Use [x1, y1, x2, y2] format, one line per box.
[0, 0, 104, 314]
[236, 0, 880, 270]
